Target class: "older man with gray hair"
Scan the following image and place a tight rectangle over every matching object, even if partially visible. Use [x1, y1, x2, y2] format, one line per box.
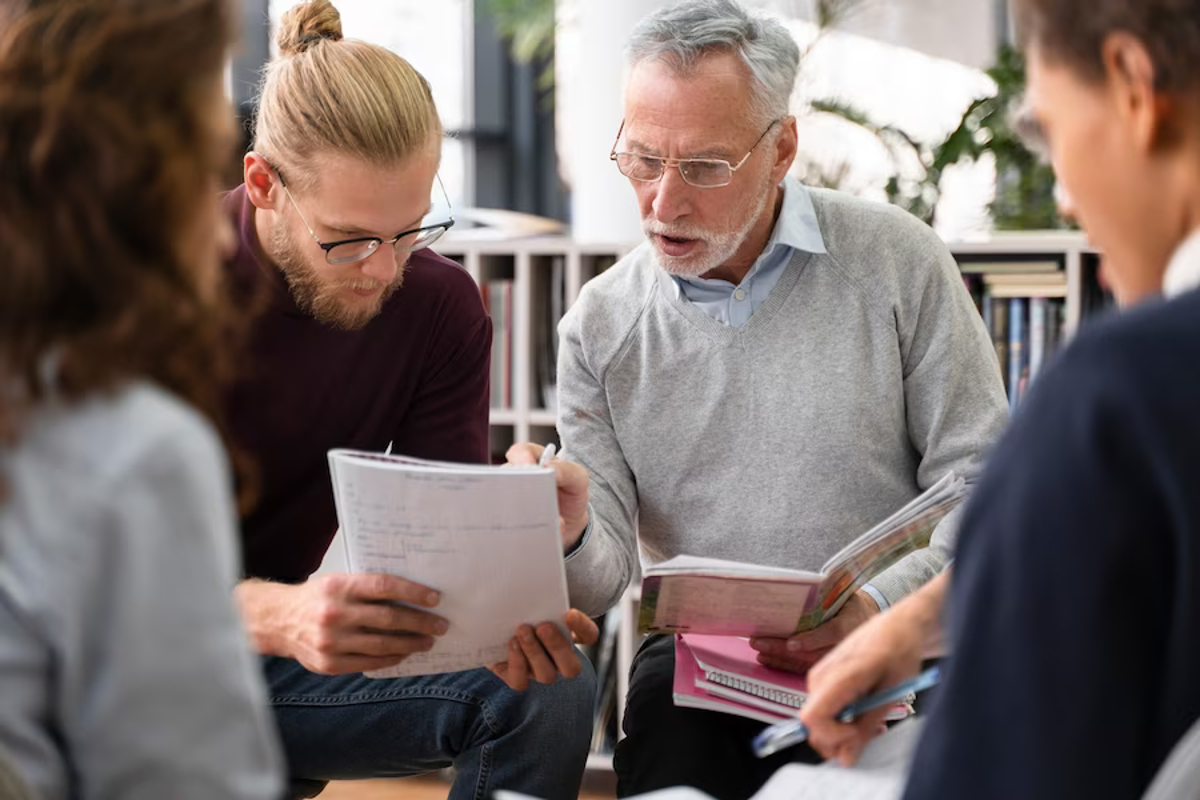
[517, 0, 1008, 795]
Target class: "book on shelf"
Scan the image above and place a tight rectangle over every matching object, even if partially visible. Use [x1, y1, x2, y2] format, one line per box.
[328, 448, 569, 678]
[485, 279, 514, 410]
[637, 473, 965, 638]
[989, 295, 1010, 394]
[1029, 296, 1048, 382]
[533, 256, 565, 412]
[983, 271, 1068, 298]
[957, 258, 1061, 275]
[673, 634, 913, 725]
[1008, 297, 1027, 409]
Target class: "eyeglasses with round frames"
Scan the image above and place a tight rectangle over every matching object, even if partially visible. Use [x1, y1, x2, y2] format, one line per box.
[609, 118, 783, 188]
[271, 165, 456, 266]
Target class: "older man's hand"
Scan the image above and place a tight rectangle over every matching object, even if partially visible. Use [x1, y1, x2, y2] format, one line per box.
[748, 590, 880, 675]
[506, 443, 590, 552]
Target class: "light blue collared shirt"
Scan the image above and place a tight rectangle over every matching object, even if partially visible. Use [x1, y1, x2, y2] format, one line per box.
[672, 176, 827, 327]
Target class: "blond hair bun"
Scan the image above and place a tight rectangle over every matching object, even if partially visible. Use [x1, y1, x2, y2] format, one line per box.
[277, 0, 343, 56]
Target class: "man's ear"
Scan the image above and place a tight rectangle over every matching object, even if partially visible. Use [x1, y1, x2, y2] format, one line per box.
[1101, 32, 1172, 155]
[244, 152, 281, 211]
[770, 115, 799, 184]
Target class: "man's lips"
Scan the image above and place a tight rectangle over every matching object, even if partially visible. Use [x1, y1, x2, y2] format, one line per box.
[655, 233, 701, 257]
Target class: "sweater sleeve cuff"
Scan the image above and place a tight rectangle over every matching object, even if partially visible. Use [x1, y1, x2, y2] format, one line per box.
[563, 505, 593, 562]
[860, 582, 890, 612]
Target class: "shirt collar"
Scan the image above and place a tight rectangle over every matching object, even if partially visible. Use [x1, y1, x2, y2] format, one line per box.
[1163, 227, 1200, 299]
[765, 175, 827, 258]
[675, 175, 826, 292]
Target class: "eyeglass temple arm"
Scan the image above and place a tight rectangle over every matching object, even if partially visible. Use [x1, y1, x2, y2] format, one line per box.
[609, 120, 625, 158]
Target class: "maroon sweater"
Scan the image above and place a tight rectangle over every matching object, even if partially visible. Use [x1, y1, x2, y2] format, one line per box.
[223, 185, 491, 583]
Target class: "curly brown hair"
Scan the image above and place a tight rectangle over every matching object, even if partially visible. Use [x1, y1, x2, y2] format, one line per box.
[1015, 0, 1200, 90]
[0, 0, 250, 504]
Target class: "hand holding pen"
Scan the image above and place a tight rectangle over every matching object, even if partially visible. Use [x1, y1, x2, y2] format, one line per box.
[752, 666, 940, 758]
[504, 441, 589, 552]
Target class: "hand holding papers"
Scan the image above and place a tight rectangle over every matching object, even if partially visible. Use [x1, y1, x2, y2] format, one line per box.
[327, 449, 571, 678]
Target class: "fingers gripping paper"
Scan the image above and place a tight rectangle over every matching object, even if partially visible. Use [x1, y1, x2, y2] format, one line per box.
[327, 450, 571, 678]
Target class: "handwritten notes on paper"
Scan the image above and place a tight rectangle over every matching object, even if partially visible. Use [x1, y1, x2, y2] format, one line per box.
[327, 450, 570, 678]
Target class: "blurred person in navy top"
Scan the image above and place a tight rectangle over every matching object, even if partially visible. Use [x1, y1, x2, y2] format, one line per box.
[800, 0, 1200, 797]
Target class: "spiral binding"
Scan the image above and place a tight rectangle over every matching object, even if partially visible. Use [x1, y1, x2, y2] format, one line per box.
[703, 670, 807, 708]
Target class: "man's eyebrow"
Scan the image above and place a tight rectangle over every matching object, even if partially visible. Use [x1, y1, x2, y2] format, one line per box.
[624, 137, 663, 156]
[325, 223, 374, 237]
[623, 138, 733, 160]
[322, 204, 434, 239]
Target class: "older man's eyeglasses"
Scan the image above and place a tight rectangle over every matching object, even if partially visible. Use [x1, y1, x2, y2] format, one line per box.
[609, 118, 782, 188]
[272, 165, 455, 266]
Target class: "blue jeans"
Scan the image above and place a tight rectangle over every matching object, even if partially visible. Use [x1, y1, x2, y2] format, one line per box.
[264, 655, 596, 800]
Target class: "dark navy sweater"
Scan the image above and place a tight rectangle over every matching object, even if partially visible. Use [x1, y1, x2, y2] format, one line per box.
[905, 286, 1200, 799]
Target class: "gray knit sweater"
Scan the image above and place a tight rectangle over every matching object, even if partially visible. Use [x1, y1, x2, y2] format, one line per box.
[559, 187, 1009, 617]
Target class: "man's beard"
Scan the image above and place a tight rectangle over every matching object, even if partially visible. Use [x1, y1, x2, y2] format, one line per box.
[269, 224, 405, 331]
[644, 175, 772, 279]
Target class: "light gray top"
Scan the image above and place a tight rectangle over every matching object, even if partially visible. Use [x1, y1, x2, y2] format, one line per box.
[0, 382, 283, 799]
[558, 186, 1009, 616]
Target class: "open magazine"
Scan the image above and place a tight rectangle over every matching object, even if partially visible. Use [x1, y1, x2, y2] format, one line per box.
[637, 473, 965, 637]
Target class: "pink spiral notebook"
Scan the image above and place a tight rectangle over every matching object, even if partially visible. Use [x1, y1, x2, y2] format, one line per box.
[673, 634, 912, 725]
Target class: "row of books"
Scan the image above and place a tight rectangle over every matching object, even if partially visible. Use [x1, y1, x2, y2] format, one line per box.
[481, 279, 514, 410]
[962, 272, 1068, 408]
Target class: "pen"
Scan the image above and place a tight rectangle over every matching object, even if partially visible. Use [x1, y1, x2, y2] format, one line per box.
[537, 443, 557, 467]
[751, 665, 941, 758]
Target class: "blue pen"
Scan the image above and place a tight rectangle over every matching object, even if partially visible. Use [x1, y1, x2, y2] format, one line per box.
[751, 665, 941, 758]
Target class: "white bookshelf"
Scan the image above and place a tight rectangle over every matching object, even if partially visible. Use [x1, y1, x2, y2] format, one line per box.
[437, 229, 1102, 769]
[438, 237, 637, 450]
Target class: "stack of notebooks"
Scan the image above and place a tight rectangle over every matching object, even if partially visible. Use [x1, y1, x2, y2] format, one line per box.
[673, 634, 913, 725]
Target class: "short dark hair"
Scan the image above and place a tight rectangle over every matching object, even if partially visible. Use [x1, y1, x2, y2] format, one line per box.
[1014, 0, 1200, 90]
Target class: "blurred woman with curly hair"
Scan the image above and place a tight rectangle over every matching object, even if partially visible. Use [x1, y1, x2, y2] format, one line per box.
[0, 1, 283, 796]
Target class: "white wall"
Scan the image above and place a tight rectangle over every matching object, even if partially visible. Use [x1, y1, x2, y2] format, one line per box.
[770, 0, 1000, 70]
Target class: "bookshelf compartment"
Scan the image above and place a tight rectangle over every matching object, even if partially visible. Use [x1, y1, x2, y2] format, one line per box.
[487, 423, 514, 465]
[529, 254, 567, 415]
[528, 423, 560, 454]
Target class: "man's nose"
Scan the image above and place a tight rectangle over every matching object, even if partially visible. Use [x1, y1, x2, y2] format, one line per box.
[651, 164, 692, 224]
[360, 244, 399, 284]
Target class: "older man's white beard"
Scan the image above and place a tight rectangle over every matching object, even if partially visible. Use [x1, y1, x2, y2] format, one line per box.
[644, 187, 770, 279]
